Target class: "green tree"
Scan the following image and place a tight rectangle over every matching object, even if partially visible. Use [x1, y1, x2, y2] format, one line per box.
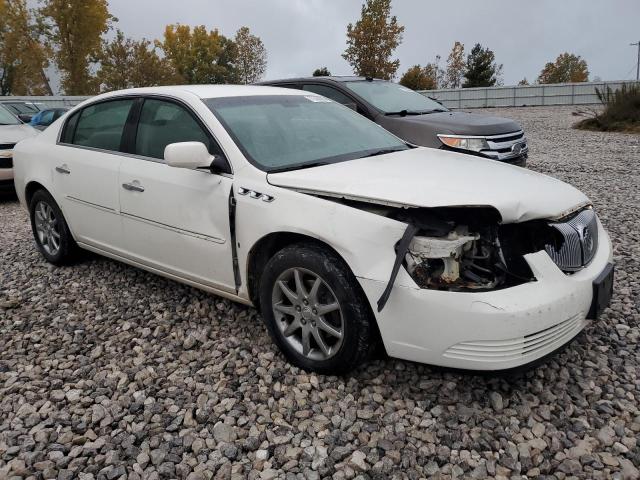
[462, 43, 503, 88]
[444, 41, 464, 88]
[0, 0, 51, 95]
[40, 0, 113, 95]
[157, 24, 237, 84]
[96, 30, 179, 92]
[313, 66, 331, 77]
[399, 64, 437, 90]
[537, 53, 589, 84]
[235, 26, 267, 84]
[342, 0, 404, 80]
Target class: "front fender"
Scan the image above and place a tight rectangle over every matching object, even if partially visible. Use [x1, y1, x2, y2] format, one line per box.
[235, 184, 413, 299]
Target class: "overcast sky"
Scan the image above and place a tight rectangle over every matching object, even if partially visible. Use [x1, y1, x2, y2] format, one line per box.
[106, 0, 639, 85]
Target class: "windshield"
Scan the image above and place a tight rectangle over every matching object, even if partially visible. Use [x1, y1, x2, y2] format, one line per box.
[206, 95, 409, 172]
[344, 81, 448, 114]
[0, 105, 21, 125]
[5, 102, 39, 114]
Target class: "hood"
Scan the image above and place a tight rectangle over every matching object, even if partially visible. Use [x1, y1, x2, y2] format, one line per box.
[267, 148, 589, 224]
[0, 124, 39, 144]
[382, 111, 521, 137]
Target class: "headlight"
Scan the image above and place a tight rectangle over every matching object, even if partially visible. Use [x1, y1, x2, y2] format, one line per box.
[0, 149, 13, 159]
[437, 134, 489, 153]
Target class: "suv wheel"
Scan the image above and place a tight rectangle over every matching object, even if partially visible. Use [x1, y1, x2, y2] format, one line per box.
[29, 189, 78, 265]
[259, 243, 375, 374]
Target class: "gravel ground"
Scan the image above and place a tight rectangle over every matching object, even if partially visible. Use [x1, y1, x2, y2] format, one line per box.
[1, 106, 639, 480]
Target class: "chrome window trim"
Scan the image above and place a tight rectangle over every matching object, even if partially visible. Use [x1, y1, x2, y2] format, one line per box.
[56, 92, 234, 176]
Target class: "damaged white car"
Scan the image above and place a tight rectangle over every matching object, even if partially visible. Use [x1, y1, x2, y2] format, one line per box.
[13, 86, 614, 374]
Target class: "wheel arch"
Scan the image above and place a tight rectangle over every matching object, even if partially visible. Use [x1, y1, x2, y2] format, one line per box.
[25, 180, 49, 206]
[246, 231, 385, 361]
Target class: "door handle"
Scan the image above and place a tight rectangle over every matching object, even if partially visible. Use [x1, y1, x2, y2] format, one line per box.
[122, 182, 145, 193]
[55, 165, 71, 174]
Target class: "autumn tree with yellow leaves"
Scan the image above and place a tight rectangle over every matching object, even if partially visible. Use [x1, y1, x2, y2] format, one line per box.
[157, 24, 238, 85]
[96, 30, 180, 92]
[40, 0, 113, 95]
[0, 0, 51, 95]
[235, 26, 267, 84]
[343, 0, 404, 80]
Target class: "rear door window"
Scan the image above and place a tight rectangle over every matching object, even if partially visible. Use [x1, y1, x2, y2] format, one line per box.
[72, 99, 135, 152]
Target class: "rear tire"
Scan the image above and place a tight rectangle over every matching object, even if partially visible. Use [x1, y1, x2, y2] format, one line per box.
[29, 189, 78, 265]
[259, 243, 375, 374]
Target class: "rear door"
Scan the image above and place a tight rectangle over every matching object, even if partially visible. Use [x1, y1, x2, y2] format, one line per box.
[53, 97, 136, 252]
[118, 97, 236, 291]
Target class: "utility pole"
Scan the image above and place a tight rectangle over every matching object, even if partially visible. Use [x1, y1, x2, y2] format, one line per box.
[632, 41, 640, 81]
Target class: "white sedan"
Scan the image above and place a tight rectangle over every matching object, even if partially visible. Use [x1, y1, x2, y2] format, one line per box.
[0, 105, 38, 193]
[13, 86, 614, 374]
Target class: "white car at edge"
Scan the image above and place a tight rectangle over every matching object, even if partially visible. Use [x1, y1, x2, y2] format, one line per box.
[13, 85, 614, 374]
[0, 105, 38, 193]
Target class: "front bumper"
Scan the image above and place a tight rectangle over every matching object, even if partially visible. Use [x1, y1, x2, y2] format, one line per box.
[358, 218, 613, 370]
[0, 166, 14, 192]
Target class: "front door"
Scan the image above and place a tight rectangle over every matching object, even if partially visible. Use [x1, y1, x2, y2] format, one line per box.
[118, 98, 236, 292]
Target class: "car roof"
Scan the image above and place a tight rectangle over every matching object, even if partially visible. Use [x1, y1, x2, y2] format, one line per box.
[90, 85, 308, 103]
[259, 76, 383, 85]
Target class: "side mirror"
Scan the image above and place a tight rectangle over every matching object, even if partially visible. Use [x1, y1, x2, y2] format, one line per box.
[165, 142, 214, 170]
[18, 114, 32, 123]
[164, 142, 232, 175]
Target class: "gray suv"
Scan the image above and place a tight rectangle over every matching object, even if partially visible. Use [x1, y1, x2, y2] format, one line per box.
[260, 76, 528, 166]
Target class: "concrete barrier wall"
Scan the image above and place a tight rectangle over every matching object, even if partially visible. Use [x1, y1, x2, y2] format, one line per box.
[418, 80, 637, 109]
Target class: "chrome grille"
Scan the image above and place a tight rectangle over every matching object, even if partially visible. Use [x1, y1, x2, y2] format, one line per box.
[480, 130, 528, 161]
[545, 208, 599, 272]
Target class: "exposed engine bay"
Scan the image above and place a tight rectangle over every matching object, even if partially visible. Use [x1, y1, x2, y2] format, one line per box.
[405, 227, 501, 291]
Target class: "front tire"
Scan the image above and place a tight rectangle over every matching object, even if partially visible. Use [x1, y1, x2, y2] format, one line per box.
[259, 243, 375, 374]
[29, 189, 78, 265]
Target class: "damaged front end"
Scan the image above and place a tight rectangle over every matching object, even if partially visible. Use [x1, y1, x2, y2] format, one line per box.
[376, 206, 570, 311]
[304, 194, 594, 312]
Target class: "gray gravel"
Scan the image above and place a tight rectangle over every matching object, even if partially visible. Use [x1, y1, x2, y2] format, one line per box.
[1, 105, 639, 479]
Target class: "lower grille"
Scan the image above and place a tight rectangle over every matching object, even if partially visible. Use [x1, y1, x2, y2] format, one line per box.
[0, 143, 16, 150]
[545, 208, 599, 272]
[443, 314, 584, 363]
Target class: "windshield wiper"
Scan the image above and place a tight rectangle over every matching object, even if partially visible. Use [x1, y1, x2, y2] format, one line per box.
[270, 161, 330, 173]
[384, 110, 427, 116]
[360, 148, 406, 159]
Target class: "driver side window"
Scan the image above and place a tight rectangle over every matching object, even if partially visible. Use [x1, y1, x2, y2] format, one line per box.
[134, 99, 222, 160]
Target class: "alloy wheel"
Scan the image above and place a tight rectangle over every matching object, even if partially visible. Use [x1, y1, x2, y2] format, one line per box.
[34, 201, 61, 256]
[271, 267, 344, 361]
